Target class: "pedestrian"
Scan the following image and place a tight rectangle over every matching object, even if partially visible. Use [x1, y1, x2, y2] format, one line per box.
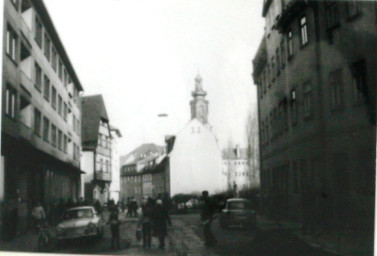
[132, 199, 139, 217]
[127, 198, 132, 217]
[152, 199, 172, 250]
[200, 191, 217, 247]
[32, 202, 46, 232]
[107, 209, 121, 249]
[138, 198, 153, 249]
[94, 200, 102, 215]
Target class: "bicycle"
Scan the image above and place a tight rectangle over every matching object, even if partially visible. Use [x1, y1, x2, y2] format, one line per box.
[37, 222, 53, 252]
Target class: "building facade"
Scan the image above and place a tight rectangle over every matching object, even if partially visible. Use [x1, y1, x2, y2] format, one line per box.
[109, 126, 122, 203]
[1, 0, 84, 235]
[81, 95, 112, 205]
[120, 148, 166, 203]
[168, 75, 223, 196]
[222, 145, 258, 192]
[253, 0, 376, 227]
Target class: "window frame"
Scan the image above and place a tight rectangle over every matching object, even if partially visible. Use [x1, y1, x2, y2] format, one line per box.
[287, 29, 293, 59]
[290, 89, 298, 126]
[43, 32, 51, 61]
[5, 84, 17, 119]
[51, 124, 57, 147]
[34, 108, 42, 136]
[34, 62, 42, 92]
[42, 116, 49, 142]
[329, 68, 344, 111]
[303, 81, 313, 119]
[43, 75, 50, 101]
[6, 24, 18, 63]
[299, 15, 308, 47]
[326, 1, 340, 30]
[35, 15, 43, 48]
[51, 86, 57, 109]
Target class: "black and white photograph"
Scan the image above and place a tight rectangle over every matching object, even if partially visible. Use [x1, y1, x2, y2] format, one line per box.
[0, 0, 375, 255]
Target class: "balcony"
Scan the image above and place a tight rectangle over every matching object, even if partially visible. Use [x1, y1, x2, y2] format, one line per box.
[95, 171, 111, 182]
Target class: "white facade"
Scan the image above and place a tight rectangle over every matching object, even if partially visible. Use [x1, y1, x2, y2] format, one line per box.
[81, 151, 94, 197]
[109, 129, 121, 202]
[222, 159, 251, 192]
[169, 119, 223, 196]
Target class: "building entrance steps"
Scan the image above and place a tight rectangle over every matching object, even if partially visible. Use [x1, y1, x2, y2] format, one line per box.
[256, 214, 374, 256]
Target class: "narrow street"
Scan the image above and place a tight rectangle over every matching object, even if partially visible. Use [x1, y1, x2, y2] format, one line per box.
[1, 211, 338, 256]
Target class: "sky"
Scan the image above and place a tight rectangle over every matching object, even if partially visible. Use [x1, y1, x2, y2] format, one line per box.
[43, 0, 265, 156]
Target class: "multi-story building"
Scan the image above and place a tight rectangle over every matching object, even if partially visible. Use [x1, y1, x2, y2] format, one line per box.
[1, 0, 84, 234]
[81, 95, 112, 205]
[109, 125, 122, 203]
[253, 0, 376, 229]
[120, 143, 166, 203]
[222, 145, 258, 192]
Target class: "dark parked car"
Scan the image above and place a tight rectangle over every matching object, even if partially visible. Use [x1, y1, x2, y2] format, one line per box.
[219, 198, 256, 230]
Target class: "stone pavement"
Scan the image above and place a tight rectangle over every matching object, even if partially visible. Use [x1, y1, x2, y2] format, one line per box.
[256, 215, 374, 256]
[115, 214, 217, 256]
[0, 212, 218, 256]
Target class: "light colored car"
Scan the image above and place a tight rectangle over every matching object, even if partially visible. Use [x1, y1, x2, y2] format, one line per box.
[56, 206, 104, 240]
[219, 198, 257, 230]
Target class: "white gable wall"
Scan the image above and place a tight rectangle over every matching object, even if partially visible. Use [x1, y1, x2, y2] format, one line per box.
[169, 119, 223, 196]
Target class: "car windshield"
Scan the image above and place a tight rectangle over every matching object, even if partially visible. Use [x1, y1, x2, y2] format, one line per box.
[63, 209, 93, 220]
[228, 201, 251, 210]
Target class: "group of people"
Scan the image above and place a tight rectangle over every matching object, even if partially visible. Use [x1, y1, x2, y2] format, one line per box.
[106, 197, 172, 250]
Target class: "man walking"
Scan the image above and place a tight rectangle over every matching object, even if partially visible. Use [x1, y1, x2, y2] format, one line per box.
[152, 199, 172, 249]
[201, 191, 217, 247]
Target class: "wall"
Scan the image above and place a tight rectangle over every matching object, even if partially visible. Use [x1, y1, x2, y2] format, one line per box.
[170, 119, 223, 196]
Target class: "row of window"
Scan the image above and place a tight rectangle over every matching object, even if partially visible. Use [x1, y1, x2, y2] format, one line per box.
[125, 175, 142, 183]
[261, 1, 363, 98]
[260, 61, 367, 148]
[260, 15, 308, 97]
[33, 106, 80, 160]
[34, 14, 79, 99]
[326, 1, 362, 30]
[34, 62, 80, 135]
[98, 134, 111, 149]
[96, 160, 111, 173]
[223, 160, 248, 165]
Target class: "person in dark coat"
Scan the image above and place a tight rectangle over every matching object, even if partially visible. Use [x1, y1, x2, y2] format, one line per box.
[152, 199, 172, 249]
[107, 210, 121, 249]
[200, 191, 217, 247]
[138, 198, 154, 249]
[94, 200, 102, 215]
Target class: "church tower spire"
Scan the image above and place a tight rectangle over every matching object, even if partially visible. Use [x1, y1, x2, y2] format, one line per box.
[190, 74, 209, 124]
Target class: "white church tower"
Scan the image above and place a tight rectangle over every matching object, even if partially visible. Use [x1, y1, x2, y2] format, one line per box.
[168, 75, 224, 196]
[190, 74, 209, 124]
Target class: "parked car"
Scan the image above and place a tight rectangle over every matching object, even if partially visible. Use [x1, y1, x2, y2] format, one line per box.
[56, 206, 104, 240]
[219, 198, 256, 230]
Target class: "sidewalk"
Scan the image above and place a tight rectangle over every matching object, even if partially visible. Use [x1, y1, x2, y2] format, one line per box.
[256, 215, 374, 256]
[0, 230, 38, 252]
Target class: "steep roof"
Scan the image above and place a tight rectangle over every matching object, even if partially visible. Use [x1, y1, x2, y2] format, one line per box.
[81, 95, 109, 147]
[120, 143, 165, 166]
